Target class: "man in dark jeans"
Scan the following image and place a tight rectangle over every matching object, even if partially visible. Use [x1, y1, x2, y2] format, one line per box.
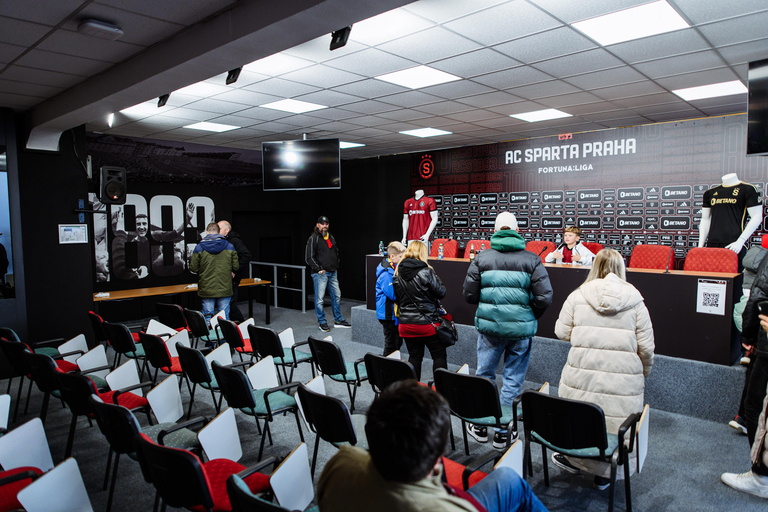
[218, 220, 251, 322]
[305, 216, 351, 332]
[722, 256, 768, 498]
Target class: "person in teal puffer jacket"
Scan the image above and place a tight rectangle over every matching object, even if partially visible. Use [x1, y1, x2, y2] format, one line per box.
[462, 211, 552, 449]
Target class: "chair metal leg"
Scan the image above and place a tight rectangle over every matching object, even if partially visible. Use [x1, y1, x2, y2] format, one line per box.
[210, 388, 222, 414]
[449, 420, 455, 451]
[103, 447, 113, 489]
[40, 391, 50, 425]
[608, 457, 618, 512]
[294, 409, 304, 442]
[106, 452, 120, 512]
[187, 383, 197, 419]
[461, 419, 469, 456]
[624, 456, 632, 512]
[541, 445, 549, 486]
[311, 435, 321, 478]
[23, 378, 33, 414]
[257, 419, 269, 460]
[65, 414, 78, 458]
[12, 375, 24, 422]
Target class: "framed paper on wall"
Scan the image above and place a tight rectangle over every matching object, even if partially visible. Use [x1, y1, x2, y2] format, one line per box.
[58, 224, 88, 244]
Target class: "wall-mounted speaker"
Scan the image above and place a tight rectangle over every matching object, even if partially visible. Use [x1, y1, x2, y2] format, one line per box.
[99, 166, 127, 204]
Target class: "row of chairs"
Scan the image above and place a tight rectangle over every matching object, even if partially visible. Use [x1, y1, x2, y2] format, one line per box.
[432, 237, 738, 273]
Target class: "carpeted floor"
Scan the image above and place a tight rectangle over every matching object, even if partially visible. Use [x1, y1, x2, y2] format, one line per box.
[8, 299, 767, 511]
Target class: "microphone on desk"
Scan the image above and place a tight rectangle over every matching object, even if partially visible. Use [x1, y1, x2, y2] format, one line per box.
[538, 245, 549, 257]
[664, 246, 674, 274]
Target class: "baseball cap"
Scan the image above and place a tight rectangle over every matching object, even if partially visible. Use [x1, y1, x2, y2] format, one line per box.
[317, 216, 330, 224]
[494, 211, 518, 231]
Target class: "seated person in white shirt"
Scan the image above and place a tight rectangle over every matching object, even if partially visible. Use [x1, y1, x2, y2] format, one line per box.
[545, 226, 595, 265]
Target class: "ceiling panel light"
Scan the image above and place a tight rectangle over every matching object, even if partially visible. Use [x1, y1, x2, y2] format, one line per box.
[400, 128, 453, 138]
[339, 141, 365, 148]
[183, 122, 239, 132]
[672, 80, 748, 101]
[572, 1, 689, 46]
[261, 99, 328, 114]
[510, 109, 572, 122]
[120, 102, 161, 118]
[376, 66, 461, 89]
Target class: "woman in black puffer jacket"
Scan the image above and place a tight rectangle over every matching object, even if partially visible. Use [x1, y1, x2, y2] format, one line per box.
[393, 241, 447, 381]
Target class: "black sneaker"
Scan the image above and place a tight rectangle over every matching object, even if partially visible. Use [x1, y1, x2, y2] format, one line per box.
[593, 476, 610, 491]
[334, 320, 352, 328]
[319, 323, 331, 332]
[492, 430, 518, 449]
[466, 423, 488, 443]
[551, 453, 581, 474]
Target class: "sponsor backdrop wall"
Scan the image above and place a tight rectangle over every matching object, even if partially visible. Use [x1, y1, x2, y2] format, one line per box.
[413, 114, 768, 264]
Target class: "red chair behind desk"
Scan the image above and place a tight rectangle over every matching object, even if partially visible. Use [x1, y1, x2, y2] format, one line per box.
[683, 247, 738, 273]
[463, 239, 490, 259]
[430, 239, 459, 258]
[582, 242, 605, 256]
[525, 241, 556, 263]
[629, 244, 674, 270]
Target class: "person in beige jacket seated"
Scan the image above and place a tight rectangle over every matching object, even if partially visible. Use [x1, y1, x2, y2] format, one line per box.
[553, 248, 655, 490]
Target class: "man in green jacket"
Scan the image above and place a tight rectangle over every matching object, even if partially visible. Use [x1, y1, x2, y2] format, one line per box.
[190, 222, 239, 322]
[463, 211, 553, 449]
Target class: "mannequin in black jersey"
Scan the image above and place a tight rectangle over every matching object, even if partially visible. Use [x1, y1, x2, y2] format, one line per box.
[699, 173, 763, 260]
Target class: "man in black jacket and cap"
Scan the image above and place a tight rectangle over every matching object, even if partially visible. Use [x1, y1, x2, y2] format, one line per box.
[305, 216, 351, 332]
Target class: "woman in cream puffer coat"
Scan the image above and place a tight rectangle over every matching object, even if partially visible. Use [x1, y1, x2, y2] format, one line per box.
[554, 249, 654, 481]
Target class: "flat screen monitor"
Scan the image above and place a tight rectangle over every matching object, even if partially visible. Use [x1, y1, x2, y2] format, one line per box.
[747, 58, 768, 156]
[262, 138, 341, 191]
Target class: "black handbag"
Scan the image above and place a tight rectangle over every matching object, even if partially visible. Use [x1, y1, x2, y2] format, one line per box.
[400, 285, 458, 348]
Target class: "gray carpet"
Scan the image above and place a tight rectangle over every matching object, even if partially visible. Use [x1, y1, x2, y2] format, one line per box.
[8, 299, 766, 511]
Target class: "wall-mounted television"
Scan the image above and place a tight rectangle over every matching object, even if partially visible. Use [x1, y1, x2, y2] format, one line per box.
[748, 58, 768, 156]
[262, 138, 341, 191]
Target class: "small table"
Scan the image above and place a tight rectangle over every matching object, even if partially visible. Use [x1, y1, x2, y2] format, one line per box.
[93, 279, 272, 324]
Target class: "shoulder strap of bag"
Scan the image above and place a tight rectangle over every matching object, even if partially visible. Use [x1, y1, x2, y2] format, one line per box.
[399, 280, 434, 323]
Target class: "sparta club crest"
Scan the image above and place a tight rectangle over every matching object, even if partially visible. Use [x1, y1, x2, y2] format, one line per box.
[419, 154, 434, 179]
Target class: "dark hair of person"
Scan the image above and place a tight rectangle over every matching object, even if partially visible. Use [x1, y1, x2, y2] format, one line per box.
[206, 222, 219, 234]
[136, 213, 148, 220]
[365, 379, 451, 483]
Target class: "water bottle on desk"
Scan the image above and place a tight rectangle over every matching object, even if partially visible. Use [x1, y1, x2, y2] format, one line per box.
[379, 240, 385, 256]
[469, 247, 475, 261]
[480, 242, 485, 253]
[438, 243, 444, 260]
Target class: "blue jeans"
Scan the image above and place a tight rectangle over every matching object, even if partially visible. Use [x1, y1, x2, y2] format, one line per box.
[467, 467, 548, 512]
[311, 271, 344, 325]
[202, 297, 231, 323]
[476, 334, 532, 432]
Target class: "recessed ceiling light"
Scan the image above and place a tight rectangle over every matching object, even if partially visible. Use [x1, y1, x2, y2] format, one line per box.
[400, 128, 453, 138]
[339, 141, 365, 148]
[376, 66, 461, 89]
[510, 109, 572, 123]
[107, 113, 114, 127]
[120, 102, 161, 118]
[672, 80, 748, 101]
[261, 99, 328, 114]
[175, 82, 231, 97]
[572, 0, 689, 46]
[183, 122, 239, 132]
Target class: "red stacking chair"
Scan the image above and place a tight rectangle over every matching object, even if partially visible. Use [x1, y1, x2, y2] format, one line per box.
[430, 239, 459, 258]
[525, 241, 556, 263]
[582, 242, 605, 256]
[629, 244, 674, 270]
[463, 239, 490, 259]
[683, 247, 738, 273]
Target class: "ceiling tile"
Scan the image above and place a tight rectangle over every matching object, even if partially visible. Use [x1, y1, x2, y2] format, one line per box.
[377, 90, 444, 108]
[697, 11, 768, 47]
[444, 109, 504, 122]
[0, 17, 52, 47]
[527, 0, 649, 24]
[99, 0, 237, 25]
[444, 0, 561, 46]
[430, 48, 519, 78]
[280, 64, 366, 89]
[537, 91, 606, 109]
[282, 35, 368, 64]
[492, 27, 596, 64]
[36, 29, 142, 62]
[591, 81, 667, 101]
[0, 64, 82, 88]
[654, 67, 741, 90]
[207, 89, 281, 107]
[564, 67, 647, 91]
[348, 7, 436, 46]
[0, 92, 41, 110]
[611, 93, 683, 109]
[0, 42, 26, 64]
[472, 66, 552, 89]
[456, 91, 523, 108]
[181, 98, 252, 115]
[242, 77, 320, 98]
[717, 39, 768, 66]
[377, 26, 482, 64]
[340, 100, 402, 115]
[7, 0, 84, 25]
[673, 0, 768, 25]
[67, 4, 185, 46]
[15, 49, 110, 77]
[293, 89, 362, 107]
[403, 0, 509, 24]
[326, 48, 415, 76]
[608, 30, 711, 64]
[506, 80, 581, 100]
[633, 51, 726, 79]
[0, 78, 63, 98]
[413, 100, 475, 116]
[533, 49, 624, 77]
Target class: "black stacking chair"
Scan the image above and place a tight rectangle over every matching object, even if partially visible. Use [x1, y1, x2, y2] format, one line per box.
[363, 352, 417, 399]
[176, 343, 223, 419]
[248, 324, 314, 384]
[306, 336, 367, 413]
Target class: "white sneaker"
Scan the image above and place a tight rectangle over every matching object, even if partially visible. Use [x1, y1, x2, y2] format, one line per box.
[721, 471, 768, 499]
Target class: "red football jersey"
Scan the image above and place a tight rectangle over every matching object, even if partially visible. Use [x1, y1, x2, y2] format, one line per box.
[404, 196, 437, 240]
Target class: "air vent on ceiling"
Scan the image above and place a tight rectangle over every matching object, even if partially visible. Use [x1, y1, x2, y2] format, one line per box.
[77, 19, 124, 40]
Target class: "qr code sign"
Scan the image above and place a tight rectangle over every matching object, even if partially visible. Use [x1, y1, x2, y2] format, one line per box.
[702, 292, 720, 308]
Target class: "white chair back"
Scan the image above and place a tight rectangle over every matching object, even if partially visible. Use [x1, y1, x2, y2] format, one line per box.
[147, 375, 184, 424]
[17, 458, 93, 512]
[198, 407, 242, 462]
[246, 356, 278, 390]
[76, 345, 110, 380]
[0, 417, 54, 472]
[106, 360, 142, 396]
[57, 334, 89, 364]
[146, 319, 176, 338]
[271, 443, 314, 511]
[0, 394, 10, 430]
[205, 343, 233, 368]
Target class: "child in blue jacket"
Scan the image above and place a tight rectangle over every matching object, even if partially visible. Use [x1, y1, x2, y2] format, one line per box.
[375, 241, 406, 355]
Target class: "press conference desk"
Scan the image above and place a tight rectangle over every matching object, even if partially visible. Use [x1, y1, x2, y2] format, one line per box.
[365, 255, 741, 365]
[94, 278, 272, 324]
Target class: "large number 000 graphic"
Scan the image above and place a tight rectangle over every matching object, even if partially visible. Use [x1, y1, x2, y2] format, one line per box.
[95, 193, 215, 281]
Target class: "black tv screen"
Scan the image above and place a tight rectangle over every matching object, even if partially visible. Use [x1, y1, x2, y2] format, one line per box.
[262, 138, 341, 191]
[748, 58, 768, 156]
